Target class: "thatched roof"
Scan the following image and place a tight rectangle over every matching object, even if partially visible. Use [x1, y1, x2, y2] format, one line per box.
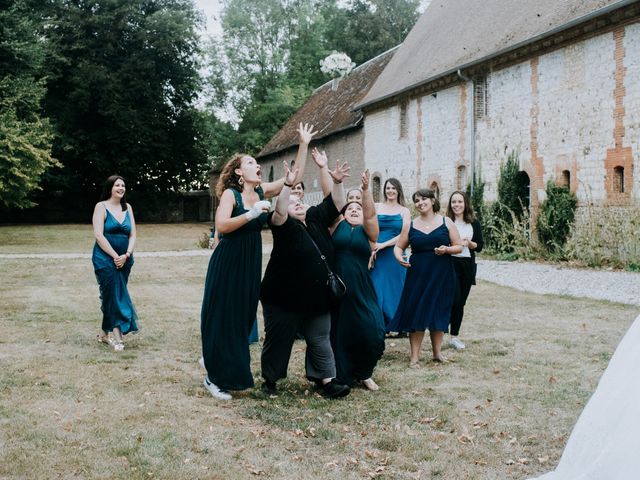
[257, 46, 398, 158]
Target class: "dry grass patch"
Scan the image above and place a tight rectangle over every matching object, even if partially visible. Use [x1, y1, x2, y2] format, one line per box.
[0, 223, 211, 253]
[0, 229, 637, 479]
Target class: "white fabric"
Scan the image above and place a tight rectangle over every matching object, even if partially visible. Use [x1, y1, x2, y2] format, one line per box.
[452, 220, 472, 258]
[530, 314, 640, 479]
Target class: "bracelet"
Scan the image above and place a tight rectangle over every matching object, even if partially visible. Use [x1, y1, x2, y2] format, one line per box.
[126, 251, 132, 257]
[283, 182, 293, 188]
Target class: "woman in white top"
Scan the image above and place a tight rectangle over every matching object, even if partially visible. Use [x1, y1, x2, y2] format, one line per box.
[445, 191, 483, 350]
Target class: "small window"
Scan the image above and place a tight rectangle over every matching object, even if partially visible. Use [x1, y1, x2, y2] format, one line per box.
[561, 170, 570, 189]
[614, 166, 624, 193]
[456, 165, 467, 190]
[372, 176, 382, 203]
[399, 101, 408, 138]
[269, 165, 274, 182]
[474, 74, 488, 120]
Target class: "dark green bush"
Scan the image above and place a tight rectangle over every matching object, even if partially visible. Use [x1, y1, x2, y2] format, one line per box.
[536, 181, 577, 253]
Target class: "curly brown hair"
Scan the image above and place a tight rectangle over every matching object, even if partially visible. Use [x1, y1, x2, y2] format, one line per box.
[215, 153, 249, 198]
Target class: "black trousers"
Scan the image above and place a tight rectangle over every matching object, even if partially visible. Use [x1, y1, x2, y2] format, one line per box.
[261, 303, 336, 383]
[450, 256, 474, 336]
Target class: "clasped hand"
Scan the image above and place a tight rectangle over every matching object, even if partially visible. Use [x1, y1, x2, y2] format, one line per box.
[245, 200, 271, 221]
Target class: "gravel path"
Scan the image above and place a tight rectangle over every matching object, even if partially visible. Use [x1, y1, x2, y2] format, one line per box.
[2, 250, 638, 306]
[476, 259, 640, 306]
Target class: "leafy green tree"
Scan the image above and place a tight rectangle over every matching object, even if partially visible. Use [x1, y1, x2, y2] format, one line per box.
[0, 0, 58, 208]
[42, 0, 207, 213]
[323, 0, 420, 65]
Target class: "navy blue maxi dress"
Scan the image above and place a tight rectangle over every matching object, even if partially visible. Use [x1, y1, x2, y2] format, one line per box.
[92, 209, 138, 335]
[331, 221, 385, 386]
[201, 187, 266, 391]
[387, 219, 456, 333]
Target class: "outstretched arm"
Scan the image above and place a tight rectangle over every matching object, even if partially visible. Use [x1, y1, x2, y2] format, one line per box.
[271, 161, 299, 226]
[311, 147, 332, 197]
[328, 160, 351, 212]
[361, 170, 379, 242]
[262, 123, 316, 198]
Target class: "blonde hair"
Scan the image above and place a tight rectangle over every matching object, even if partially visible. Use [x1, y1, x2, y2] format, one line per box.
[215, 153, 248, 198]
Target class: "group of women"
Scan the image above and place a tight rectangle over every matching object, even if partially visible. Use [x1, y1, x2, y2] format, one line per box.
[90, 123, 483, 401]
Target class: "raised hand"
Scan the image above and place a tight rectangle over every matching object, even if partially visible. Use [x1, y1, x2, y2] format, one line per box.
[311, 147, 328, 169]
[283, 160, 299, 187]
[361, 169, 370, 191]
[328, 160, 351, 184]
[297, 123, 317, 145]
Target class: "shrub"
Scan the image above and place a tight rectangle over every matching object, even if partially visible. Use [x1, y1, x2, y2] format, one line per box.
[536, 181, 577, 254]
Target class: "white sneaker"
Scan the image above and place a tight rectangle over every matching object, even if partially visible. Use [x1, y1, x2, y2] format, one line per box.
[203, 377, 232, 400]
[449, 338, 466, 350]
[198, 357, 205, 369]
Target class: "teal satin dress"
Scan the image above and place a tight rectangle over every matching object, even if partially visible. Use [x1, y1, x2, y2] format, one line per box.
[92, 209, 138, 335]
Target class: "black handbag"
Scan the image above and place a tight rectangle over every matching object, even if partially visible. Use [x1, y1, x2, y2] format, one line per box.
[299, 224, 346, 303]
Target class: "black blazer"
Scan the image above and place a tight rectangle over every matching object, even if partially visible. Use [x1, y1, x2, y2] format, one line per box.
[470, 219, 483, 284]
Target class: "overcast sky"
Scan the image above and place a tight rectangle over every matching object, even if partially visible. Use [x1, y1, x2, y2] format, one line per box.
[193, 0, 223, 37]
[192, 0, 431, 38]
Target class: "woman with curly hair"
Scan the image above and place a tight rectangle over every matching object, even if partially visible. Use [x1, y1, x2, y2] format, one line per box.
[201, 123, 316, 400]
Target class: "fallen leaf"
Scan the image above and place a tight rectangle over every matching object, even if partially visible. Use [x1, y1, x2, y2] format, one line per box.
[505, 459, 515, 465]
[537, 455, 549, 464]
[518, 458, 530, 465]
[457, 434, 474, 445]
[549, 376, 557, 384]
[474, 459, 488, 466]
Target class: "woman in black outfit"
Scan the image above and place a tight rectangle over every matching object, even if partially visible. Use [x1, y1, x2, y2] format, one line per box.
[260, 155, 351, 398]
[446, 191, 483, 350]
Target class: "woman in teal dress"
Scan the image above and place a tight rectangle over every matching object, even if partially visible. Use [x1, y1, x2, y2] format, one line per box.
[370, 178, 410, 329]
[388, 189, 463, 366]
[200, 123, 316, 400]
[331, 171, 385, 391]
[92, 175, 138, 352]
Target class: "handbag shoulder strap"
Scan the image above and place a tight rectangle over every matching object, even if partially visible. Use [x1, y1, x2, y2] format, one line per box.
[298, 222, 333, 275]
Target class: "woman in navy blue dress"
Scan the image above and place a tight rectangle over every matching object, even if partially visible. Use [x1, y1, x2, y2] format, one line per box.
[92, 175, 138, 352]
[388, 189, 463, 366]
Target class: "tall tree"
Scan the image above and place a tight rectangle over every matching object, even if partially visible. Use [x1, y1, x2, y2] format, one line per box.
[0, 0, 58, 209]
[324, 0, 420, 65]
[42, 0, 206, 214]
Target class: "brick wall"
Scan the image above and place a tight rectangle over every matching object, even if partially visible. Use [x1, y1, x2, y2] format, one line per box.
[363, 17, 640, 210]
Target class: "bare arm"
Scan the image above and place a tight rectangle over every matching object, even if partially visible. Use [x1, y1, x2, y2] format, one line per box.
[393, 224, 411, 267]
[262, 123, 316, 198]
[311, 148, 332, 197]
[328, 160, 350, 213]
[126, 204, 137, 255]
[92, 203, 119, 260]
[271, 161, 298, 227]
[435, 217, 463, 255]
[361, 170, 378, 242]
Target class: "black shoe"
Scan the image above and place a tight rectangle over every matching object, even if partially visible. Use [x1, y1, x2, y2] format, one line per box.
[321, 380, 350, 399]
[261, 380, 277, 396]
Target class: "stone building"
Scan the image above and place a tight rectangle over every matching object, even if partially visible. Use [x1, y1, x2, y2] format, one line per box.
[256, 47, 397, 205]
[355, 0, 640, 211]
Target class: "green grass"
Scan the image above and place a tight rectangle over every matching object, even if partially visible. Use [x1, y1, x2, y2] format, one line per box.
[0, 224, 638, 479]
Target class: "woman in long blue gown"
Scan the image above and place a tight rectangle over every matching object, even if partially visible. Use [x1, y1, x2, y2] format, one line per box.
[331, 171, 385, 391]
[92, 175, 138, 352]
[370, 178, 410, 329]
[200, 124, 316, 400]
[387, 188, 462, 366]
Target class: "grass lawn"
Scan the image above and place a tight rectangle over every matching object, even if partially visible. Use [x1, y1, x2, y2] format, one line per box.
[0, 224, 638, 479]
[0, 223, 211, 253]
